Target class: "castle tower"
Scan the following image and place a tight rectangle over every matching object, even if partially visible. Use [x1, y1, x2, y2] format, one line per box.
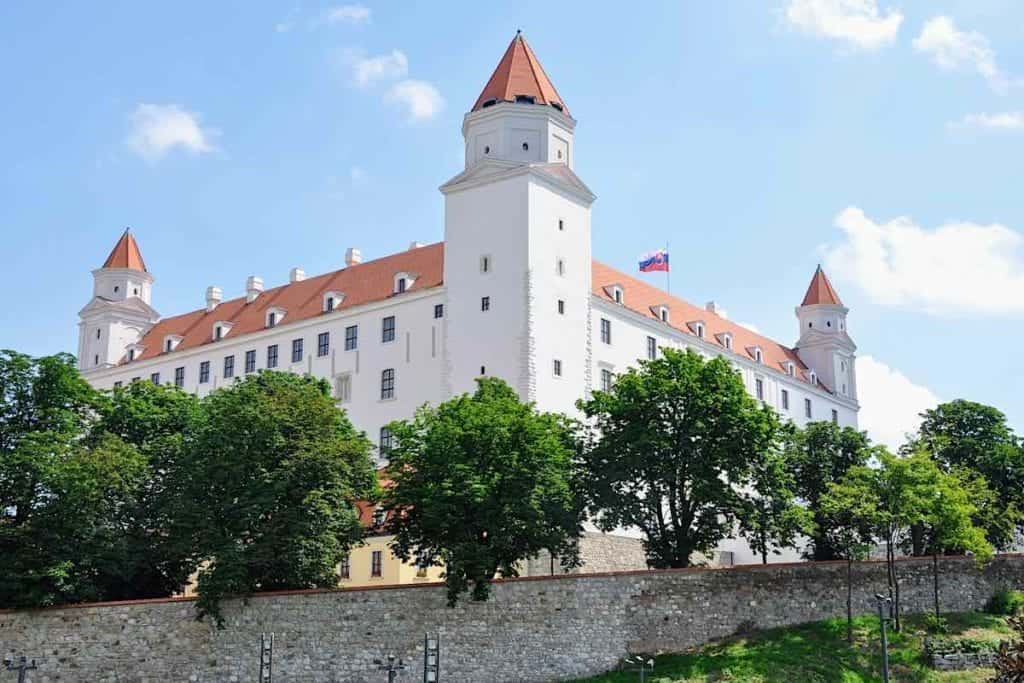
[441, 32, 595, 413]
[794, 266, 857, 401]
[77, 229, 160, 372]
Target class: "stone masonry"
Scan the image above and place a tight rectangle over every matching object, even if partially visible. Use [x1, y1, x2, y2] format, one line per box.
[1, 555, 1022, 682]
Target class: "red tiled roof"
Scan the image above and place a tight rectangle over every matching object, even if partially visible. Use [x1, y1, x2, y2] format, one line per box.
[120, 240, 818, 389]
[801, 265, 843, 306]
[591, 262, 819, 387]
[127, 243, 444, 362]
[472, 32, 569, 115]
[102, 230, 147, 272]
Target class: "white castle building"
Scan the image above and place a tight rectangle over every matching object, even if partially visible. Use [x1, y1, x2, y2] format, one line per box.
[78, 34, 858, 565]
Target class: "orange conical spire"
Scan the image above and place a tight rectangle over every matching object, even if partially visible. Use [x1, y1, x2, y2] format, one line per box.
[472, 31, 569, 115]
[102, 228, 148, 272]
[801, 265, 843, 306]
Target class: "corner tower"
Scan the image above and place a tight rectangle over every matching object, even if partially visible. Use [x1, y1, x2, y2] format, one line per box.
[77, 229, 160, 372]
[441, 32, 594, 413]
[794, 266, 857, 401]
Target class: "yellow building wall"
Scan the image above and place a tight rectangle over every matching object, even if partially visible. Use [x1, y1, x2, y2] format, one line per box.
[339, 534, 445, 588]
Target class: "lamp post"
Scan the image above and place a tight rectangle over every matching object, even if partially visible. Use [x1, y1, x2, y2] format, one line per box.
[423, 633, 440, 682]
[875, 594, 892, 683]
[624, 655, 655, 683]
[375, 655, 406, 683]
[3, 655, 38, 683]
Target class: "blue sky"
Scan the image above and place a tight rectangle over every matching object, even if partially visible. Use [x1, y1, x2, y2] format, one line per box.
[2, 1, 1022, 447]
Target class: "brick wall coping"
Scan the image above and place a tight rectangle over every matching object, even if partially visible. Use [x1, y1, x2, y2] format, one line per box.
[2, 552, 1018, 615]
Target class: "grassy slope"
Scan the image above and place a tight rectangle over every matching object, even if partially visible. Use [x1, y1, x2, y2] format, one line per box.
[575, 612, 1012, 683]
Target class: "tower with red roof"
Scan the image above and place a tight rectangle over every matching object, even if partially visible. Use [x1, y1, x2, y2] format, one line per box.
[794, 265, 857, 402]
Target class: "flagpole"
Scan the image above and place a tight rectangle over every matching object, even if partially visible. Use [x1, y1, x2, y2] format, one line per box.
[666, 241, 670, 295]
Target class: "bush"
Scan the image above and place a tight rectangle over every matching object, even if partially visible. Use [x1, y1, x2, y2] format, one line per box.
[923, 613, 949, 634]
[985, 588, 1024, 616]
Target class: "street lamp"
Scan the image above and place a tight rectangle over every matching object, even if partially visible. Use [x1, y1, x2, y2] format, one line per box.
[423, 633, 440, 682]
[375, 655, 407, 683]
[3, 655, 38, 683]
[624, 655, 655, 683]
[875, 594, 893, 683]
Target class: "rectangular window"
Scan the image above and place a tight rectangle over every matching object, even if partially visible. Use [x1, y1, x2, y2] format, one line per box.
[416, 551, 429, 578]
[755, 378, 764, 401]
[832, 409, 839, 425]
[335, 373, 352, 403]
[291, 338, 303, 363]
[434, 304, 444, 319]
[381, 368, 395, 400]
[805, 398, 813, 419]
[557, 299, 565, 315]
[553, 359, 562, 377]
[266, 344, 278, 369]
[371, 550, 382, 577]
[128, 348, 135, 361]
[223, 355, 235, 379]
[267, 312, 277, 328]
[600, 318, 612, 344]
[150, 372, 160, 384]
[781, 389, 789, 411]
[646, 336, 657, 360]
[215, 326, 223, 340]
[174, 366, 185, 388]
[317, 332, 330, 357]
[382, 316, 396, 343]
[397, 277, 407, 293]
[199, 361, 210, 384]
[480, 255, 490, 273]
[340, 556, 350, 580]
[481, 296, 490, 311]
[345, 325, 358, 351]
[379, 426, 393, 455]
[245, 350, 256, 373]
[600, 368, 613, 392]
[326, 296, 335, 312]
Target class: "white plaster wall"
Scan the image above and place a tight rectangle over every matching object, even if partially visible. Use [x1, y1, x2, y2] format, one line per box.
[463, 104, 575, 169]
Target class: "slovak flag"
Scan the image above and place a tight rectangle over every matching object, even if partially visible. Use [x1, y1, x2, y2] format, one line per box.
[639, 250, 670, 273]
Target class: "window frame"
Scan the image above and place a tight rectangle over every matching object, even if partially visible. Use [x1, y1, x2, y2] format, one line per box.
[600, 318, 612, 345]
[223, 355, 235, 379]
[244, 349, 257, 374]
[174, 367, 185, 388]
[344, 325, 358, 351]
[266, 344, 279, 369]
[317, 331, 330, 357]
[291, 338, 303, 363]
[199, 361, 210, 384]
[646, 336, 657, 360]
[382, 316, 396, 343]
[380, 368, 395, 400]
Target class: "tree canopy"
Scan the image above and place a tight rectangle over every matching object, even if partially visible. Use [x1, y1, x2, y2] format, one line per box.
[384, 377, 583, 605]
[577, 348, 781, 568]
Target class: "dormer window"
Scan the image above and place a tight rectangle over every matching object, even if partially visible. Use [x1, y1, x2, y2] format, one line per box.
[163, 335, 183, 353]
[809, 370, 818, 386]
[266, 307, 286, 328]
[748, 346, 763, 363]
[126, 344, 144, 362]
[128, 348, 135, 361]
[687, 321, 705, 339]
[604, 284, 624, 305]
[393, 272, 416, 294]
[323, 291, 345, 312]
[213, 321, 234, 341]
[481, 98, 497, 108]
[717, 332, 733, 350]
[785, 361, 796, 376]
[515, 95, 536, 104]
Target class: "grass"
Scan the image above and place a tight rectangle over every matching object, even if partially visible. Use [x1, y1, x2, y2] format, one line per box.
[575, 611, 1013, 683]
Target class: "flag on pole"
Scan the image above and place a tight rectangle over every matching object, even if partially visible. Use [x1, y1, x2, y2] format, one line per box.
[638, 250, 669, 273]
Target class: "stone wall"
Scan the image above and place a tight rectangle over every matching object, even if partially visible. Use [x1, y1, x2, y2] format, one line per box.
[1, 555, 1022, 682]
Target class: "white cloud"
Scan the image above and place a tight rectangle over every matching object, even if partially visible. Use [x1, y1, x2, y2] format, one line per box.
[783, 0, 903, 51]
[822, 207, 1024, 316]
[913, 16, 1012, 93]
[126, 103, 218, 163]
[349, 49, 409, 87]
[387, 80, 445, 121]
[949, 111, 1024, 131]
[857, 355, 940, 451]
[326, 4, 371, 24]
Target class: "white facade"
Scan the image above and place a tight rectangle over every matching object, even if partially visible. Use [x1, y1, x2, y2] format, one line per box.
[78, 37, 859, 564]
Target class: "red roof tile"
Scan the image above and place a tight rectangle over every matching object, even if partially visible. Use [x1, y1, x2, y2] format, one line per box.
[472, 32, 569, 115]
[801, 265, 843, 306]
[128, 243, 444, 362]
[102, 230, 147, 272]
[591, 262, 819, 388]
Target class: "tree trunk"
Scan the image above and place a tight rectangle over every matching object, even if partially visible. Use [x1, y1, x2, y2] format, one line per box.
[933, 552, 940, 618]
[761, 528, 768, 565]
[846, 557, 854, 644]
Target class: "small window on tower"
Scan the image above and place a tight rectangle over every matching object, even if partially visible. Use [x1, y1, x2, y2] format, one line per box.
[133, 288, 138, 295]
[557, 259, 565, 276]
[114, 286, 119, 293]
[557, 299, 565, 315]
[96, 329, 101, 339]
[94, 354, 99, 366]
[484, 145, 490, 154]
[558, 219, 564, 231]
[480, 255, 491, 273]
[522, 142, 529, 151]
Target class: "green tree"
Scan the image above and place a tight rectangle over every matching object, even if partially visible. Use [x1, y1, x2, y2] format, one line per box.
[784, 422, 872, 560]
[384, 378, 583, 606]
[91, 381, 202, 598]
[827, 451, 990, 631]
[818, 486, 875, 643]
[185, 372, 376, 624]
[737, 447, 811, 565]
[908, 399, 1024, 550]
[577, 348, 779, 569]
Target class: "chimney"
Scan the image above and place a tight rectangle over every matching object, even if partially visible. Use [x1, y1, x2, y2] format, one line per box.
[345, 248, 362, 267]
[289, 267, 306, 283]
[205, 286, 222, 312]
[705, 301, 720, 316]
[408, 241, 424, 250]
[246, 276, 263, 303]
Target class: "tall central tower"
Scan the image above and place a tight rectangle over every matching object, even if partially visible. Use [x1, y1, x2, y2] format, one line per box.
[441, 32, 595, 413]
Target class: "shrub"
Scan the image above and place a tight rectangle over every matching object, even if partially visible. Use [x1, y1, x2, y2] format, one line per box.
[985, 588, 1024, 616]
[924, 613, 949, 635]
